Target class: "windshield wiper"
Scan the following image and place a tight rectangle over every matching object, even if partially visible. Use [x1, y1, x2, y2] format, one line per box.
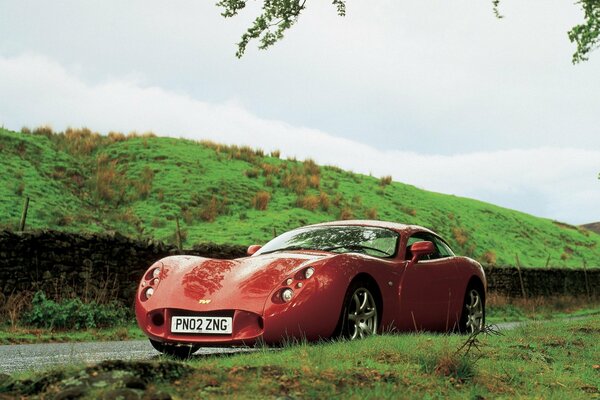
[259, 246, 312, 255]
[322, 245, 391, 256]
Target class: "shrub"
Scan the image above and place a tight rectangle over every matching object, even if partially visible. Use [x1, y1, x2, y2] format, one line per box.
[22, 291, 128, 330]
[252, 191, 271, 210]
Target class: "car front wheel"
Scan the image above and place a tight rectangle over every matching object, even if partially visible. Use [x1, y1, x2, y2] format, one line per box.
[340, 282, 379, 340]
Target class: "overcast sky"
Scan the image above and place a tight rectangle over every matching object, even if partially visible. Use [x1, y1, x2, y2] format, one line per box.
[0, 0, 598, 224]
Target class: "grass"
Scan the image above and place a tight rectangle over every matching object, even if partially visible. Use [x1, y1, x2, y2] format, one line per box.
[0, 324, 145, 345]
[2, 317, 599, 399]
[1, 296, 598, 345]
[487, 294, 600, 323]
[1, 126, 600, 267]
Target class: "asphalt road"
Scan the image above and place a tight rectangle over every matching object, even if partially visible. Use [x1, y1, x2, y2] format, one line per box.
[0, 321, 522, 374]
[0, 340, 255, 374]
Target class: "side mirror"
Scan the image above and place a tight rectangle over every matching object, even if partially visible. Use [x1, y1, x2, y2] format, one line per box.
[247, 245, 262, 256]
[410, 241, 435, 263]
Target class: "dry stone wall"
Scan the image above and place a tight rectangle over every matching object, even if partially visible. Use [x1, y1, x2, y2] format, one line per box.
[0, 230, 246, 304]
[0, 230, 598, 304]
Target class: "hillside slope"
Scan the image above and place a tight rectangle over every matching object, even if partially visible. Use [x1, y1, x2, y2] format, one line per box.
[582, 222, 600, 235]
[1, 127, 598, 268]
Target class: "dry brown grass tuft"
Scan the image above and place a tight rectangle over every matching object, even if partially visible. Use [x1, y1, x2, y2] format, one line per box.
[482, 250, 497, 265]
[303, 158, 320, 176]
[319, 191, 330, 211]
[107, 131, 126, 143]
[380, 175, 392, 186]
[270, 149, 281, 158]
[252, 191, 271, 211]
[339, 207, 354, 220]
[308, 174, 320, 189]
[199, 196, 222, 222]
[452, 227, 469, 246]
[0, 291, 33, 330]
[32, 125, 54, 137]
[297, 195, 320, 211]
[365, 207, 378, 219]
[245, 168, 260, 178]
[261, 163, 280, 177]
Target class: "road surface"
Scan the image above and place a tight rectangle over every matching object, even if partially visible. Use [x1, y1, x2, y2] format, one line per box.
[0, 321, 523, 374]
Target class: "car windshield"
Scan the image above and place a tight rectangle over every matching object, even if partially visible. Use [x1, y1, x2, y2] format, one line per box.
[254, 226, 399, 258]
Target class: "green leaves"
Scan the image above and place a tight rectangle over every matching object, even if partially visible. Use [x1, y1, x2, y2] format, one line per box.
[217, 0, 346, 58]
[568, 0, 600, 64]
[219, 1, 599, 63]
[22, 291, 128, 330]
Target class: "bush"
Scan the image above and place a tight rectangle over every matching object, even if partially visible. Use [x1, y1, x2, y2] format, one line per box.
[22, 292, 128, 330]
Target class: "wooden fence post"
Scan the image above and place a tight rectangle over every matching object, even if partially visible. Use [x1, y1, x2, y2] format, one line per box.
[175, 216, 182, 251]
[583, 259, 591, 300]
[515, 254, 527, 299]
[19, 196, 29, 231]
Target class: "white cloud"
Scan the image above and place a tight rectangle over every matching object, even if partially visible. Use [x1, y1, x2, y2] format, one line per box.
[0, 53, 598, 224]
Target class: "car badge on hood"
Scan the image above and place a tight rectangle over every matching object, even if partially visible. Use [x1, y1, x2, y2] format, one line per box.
[198, 299, 212, 304]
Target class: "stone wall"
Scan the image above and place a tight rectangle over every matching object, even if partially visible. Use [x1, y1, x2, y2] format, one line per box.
[0, 230, 598, 305]
[0, 230, 246, 304]
[483, 266, 600, 298]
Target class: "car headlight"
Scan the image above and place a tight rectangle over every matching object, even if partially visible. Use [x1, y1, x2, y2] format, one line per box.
[152, 267, 161, 279]
[145, 287, 154, 299]
[281, 288, 293, 302]
[304, 267, 314, 279]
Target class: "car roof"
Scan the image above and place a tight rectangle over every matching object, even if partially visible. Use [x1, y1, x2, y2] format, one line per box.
[306, 219, 436, 237]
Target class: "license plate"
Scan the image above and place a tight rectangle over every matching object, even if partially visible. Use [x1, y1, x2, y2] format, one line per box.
[171, 316, 232, 334]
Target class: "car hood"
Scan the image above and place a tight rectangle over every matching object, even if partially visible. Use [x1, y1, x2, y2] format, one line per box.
[152, 252, 330, 315]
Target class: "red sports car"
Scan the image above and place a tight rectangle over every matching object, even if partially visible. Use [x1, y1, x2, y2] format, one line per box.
[135, 220, 486, 357]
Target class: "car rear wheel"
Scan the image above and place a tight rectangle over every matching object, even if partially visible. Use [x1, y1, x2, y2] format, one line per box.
[149, 339, 200, 359]
[459, 286, 485, 334]
[340, 282, 379, 340]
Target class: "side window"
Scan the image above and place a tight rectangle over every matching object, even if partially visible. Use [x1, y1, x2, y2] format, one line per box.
[405, 233, 453, 261]
[433, 236, 454, 258]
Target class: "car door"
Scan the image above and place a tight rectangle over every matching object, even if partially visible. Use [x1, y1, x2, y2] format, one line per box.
[396, 232, 460, 331]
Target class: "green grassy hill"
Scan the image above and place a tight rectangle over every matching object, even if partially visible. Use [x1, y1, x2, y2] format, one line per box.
[1, 127, 598, 268]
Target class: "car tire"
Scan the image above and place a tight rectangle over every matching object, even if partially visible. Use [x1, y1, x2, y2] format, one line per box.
[149, 339, 200, 359]
[338, 280, 379, 340]
[458, 285, 485, 334]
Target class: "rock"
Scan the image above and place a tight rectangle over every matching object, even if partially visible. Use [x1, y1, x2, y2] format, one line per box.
[101, 388, 141, 400]
[123, 376, 147, 390]
[53, 387, 87, 400]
